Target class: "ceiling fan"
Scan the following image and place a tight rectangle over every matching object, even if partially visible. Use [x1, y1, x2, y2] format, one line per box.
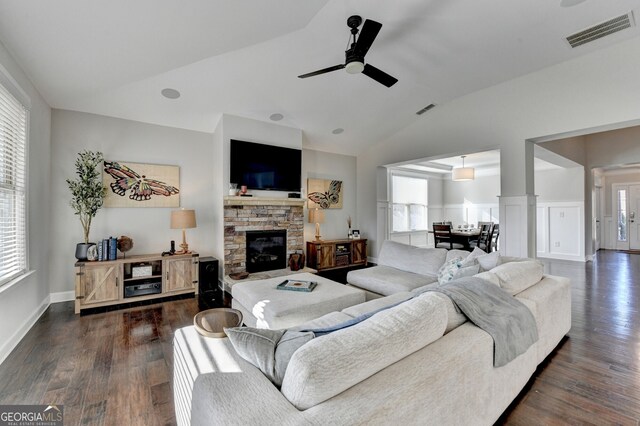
[298, 15, 398, 88]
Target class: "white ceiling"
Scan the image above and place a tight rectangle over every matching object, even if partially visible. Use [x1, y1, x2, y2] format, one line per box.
[1, 0, 640, 155]
[393, 147, 578, 177]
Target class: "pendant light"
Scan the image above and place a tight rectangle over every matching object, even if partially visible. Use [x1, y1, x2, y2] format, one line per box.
[452, 155, 475, 181]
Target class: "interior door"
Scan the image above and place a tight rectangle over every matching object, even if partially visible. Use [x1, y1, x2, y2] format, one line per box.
[614, 185, 630, 251]
[630, 184, 640, 250]
[594, 187, 602, 251]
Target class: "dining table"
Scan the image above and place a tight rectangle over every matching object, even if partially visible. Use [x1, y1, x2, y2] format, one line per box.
[451, 228, 481, 250]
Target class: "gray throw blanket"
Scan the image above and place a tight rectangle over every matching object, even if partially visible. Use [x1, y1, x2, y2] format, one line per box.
[420, 277, 538, 367]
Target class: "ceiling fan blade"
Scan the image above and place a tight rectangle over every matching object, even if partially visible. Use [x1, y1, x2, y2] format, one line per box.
[298, 64, 345, 79]
[354, 19, 382, 57]
[362, 64, 398, 87]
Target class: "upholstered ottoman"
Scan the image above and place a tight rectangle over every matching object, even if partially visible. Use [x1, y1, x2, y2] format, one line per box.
[231, 272, 366, 329]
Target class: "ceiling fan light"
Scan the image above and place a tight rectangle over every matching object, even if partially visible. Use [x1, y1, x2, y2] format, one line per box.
[345, 61, 365, 74]
[452, 167, 475, 181]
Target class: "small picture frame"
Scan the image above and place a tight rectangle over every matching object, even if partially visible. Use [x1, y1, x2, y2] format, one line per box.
[351, 229, 360, 239]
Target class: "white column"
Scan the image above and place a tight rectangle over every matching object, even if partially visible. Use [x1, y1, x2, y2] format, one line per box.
[498, 195, 537, 258]
[499, 141, 537, 258]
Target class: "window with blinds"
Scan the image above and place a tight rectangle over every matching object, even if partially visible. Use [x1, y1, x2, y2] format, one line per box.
[0, 81, 28, 286]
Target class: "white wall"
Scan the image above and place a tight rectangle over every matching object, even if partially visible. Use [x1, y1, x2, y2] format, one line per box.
[303, 149, 357, 243]
[49, 109, 214, 294]
[357, 36, 640, 258]
[443, 174, 500, 228]
[536, 167, 585, 203]
[542, 125, 640, 255]
[0, 40, 52, 364]
[535, 167, 585, 261]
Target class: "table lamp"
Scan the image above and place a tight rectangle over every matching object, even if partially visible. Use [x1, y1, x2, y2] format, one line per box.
[309, 208, 325, 241]
[171, 209, 197, 254]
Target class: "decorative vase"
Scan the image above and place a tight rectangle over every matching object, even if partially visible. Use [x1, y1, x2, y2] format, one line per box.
[288, 251, 306, 271]
[75, 242, 95, 261]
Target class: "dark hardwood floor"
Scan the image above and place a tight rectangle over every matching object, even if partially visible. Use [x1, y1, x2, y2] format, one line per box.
[0, 250, 639, 425]
[499, 250, 640, 425]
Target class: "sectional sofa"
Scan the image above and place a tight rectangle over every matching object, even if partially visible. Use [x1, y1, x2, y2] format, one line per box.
[173, 243, 571, 426]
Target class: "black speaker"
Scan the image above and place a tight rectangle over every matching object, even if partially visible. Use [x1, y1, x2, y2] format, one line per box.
[198, 256, 220, 310]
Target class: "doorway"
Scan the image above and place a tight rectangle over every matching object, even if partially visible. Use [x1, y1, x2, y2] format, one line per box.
[613, 183, 640, 251]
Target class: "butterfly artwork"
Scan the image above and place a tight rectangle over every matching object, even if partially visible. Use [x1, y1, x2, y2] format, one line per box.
[307, 179, 343, 209]
[103, 161, 180, 208]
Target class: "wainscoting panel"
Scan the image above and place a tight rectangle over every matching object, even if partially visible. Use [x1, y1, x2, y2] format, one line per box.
[499, 195, 536, 258]
[537, 202, 585, 261]
[536, 206, 548, 254]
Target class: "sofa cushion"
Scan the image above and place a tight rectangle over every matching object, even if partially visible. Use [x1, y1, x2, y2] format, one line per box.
[289, 311, 353, 331]
[490, 260, 544, 296]
[447, 249, 471, 262]
[346, 265, 437, 296]
[411, 287, 467, 334]
[224, 328, 315, 386]
[476, 251, 501, 271]
[378, 240, 447, 277]
[280, 292, 447, 410]
[341, 292, 414, 318]
[461, 247, 486, 267]
[474, 271, 501, 287]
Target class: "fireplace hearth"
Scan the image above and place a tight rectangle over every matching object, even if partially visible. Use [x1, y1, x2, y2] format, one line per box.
[246, 230, 286, 273]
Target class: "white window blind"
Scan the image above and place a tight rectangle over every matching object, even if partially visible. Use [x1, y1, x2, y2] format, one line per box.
[391, 174, 429, 232]
[0, 81, 27, 286]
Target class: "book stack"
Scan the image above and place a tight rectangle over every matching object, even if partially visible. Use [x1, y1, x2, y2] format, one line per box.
[97, 236, 119, 261]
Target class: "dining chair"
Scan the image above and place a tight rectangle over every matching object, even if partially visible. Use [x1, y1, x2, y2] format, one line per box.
[490, 224, 500, 252]
[433, 224, 465, 250]
[470, 223, 492, 252]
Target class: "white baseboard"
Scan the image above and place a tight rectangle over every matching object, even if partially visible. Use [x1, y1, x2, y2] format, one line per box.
[537, 253, 587, 263]
[50, 290, 75, 303]
[0, 296, 50, 365]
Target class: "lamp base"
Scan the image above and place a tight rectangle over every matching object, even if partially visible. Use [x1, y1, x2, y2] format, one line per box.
[174, 242, 191, 255]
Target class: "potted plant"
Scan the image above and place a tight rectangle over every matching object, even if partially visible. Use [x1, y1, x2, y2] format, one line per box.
[66, 150, 107, 260]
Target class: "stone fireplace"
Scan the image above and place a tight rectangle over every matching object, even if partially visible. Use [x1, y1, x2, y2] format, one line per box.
[245, 230, 286, 273]
[223, 197, 305, 275]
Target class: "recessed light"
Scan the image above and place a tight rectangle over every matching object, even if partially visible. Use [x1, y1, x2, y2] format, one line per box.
[560, 0, 587, 7]
[332, 128, 344, 135]
[161, 88, 181, 99]
[269, 113, 284, 121]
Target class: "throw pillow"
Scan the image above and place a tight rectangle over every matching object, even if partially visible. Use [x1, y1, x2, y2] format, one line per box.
[476, 251, 501, 271]
[454, 263, 481, 280]
[437, 256, 464, 285]
[224, 327, 314, 386]
[461, 247, 486, 267]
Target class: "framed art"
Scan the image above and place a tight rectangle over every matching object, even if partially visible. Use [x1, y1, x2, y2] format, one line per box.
[103, 161, 180, 208]
[307, 178, 343, 209]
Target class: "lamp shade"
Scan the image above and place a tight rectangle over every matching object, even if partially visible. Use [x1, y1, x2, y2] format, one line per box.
[308, 208, 325, 224]
[452, 167, 475, 181]
[171, 209, 197, 229]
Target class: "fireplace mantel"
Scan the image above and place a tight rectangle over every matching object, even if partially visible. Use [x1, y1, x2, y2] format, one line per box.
[224, 196, 305, 207]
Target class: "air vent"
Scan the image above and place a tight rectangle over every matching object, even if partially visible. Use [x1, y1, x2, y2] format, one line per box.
[416, 104, 436, 115]
[566, 12, 634, 48]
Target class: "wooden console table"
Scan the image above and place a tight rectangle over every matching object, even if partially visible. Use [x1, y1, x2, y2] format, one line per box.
[74, 252, 199, 314]
[306, 238, 367, 272]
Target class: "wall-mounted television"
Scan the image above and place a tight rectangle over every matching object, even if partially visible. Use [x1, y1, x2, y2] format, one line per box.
[230, 139, 301, 192]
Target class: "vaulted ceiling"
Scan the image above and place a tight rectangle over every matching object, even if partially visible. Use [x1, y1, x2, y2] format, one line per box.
[1, 0, 639, 156]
